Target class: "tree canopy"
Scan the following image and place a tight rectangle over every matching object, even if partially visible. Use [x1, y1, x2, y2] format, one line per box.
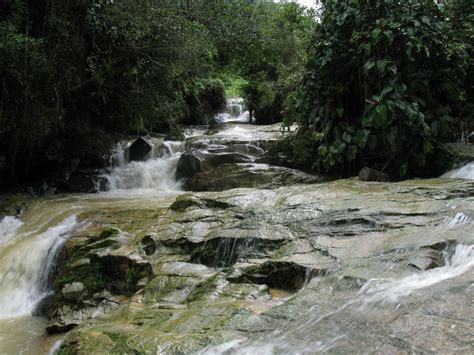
[0, 0, 314, 182]
[0, 0, 472, 184]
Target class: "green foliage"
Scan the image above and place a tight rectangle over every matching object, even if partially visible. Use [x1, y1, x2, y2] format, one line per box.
[443, 0, 474, 137]
[0, 0, 315, 182]
[0, 0, 216, 181]
[184, 78, 226, 124]
[236, 2, 316, 124]
[286, 0, 468, 178]
[217, 70, 247, 98]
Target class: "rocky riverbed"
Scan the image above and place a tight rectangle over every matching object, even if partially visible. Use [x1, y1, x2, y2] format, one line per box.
[1, 122, 473, 354]
[48, 176, 473, 354]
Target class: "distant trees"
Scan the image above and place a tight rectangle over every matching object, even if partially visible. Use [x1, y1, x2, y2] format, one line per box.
[0, 1, 216, 181]
[233, 2, 316, 124]
[0, 0, 315, 182]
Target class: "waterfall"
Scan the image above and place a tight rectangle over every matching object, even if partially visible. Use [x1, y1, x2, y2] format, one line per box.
[215, 97, 250, 123]
[0, 216, 78, 318]
[100, 140, 185, 191]
[441, 162, 474, 180]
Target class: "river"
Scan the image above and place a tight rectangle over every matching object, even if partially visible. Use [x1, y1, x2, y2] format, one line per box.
[0, 98, 473, 354]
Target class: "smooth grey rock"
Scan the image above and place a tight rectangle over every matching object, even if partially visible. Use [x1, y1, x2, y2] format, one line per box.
[61, 282, 86, 302]
[408, 248, 444, 270]
[185, 163, 325, 191]
[359, 167, 389, 182]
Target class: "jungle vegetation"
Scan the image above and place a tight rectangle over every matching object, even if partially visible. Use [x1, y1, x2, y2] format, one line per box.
[0, 0, 472, 182]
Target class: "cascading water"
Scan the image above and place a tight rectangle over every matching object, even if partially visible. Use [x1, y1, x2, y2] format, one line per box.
[200, 242, 474, 354]
[0, 215, 78, 318]
[0, 201, 85, 354]
[441, 161, 474, 180]
[0, 216, 23, 246]
[215, 97, 250, 123]
[100, 140, 185, 191]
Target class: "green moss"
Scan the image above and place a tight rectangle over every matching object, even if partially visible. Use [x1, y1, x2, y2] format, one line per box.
[78, 208, 167, 235]
[72, 238, 119, 260]
[104, 332, 139, 353]
[143, 276, 188, 303]
[98, 228, 120, 239]
[170, 194, 202, 212]
[186, 275, 219, 303]
[56, 343, 76, 355]
[125, 267, 144, 292]
[56, 262, 111, 297]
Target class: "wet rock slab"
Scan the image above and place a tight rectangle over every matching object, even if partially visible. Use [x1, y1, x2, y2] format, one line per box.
[175, 123, 322, 191]
[56, 178, 474, 353]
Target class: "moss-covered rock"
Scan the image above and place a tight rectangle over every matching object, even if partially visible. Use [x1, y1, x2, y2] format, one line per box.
[52, 178, 474, 353]
[48, 226, 154, 333]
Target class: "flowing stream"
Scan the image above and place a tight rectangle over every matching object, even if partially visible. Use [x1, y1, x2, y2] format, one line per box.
[200, 244, 474, 354]
[0, 205, 81, 353]
[100, 140, 185, 191]
[0, 136, 187, 353]
[0, 106, 473, 353]
[442, 161, 474, 180]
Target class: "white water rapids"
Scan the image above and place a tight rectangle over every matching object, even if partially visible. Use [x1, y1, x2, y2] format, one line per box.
[100, 140, 185, 191]
[441, 161, 474, 180]
[215, 97, 250, 123]
[200, 243, 474, 354]
[0, 216, 78, 318]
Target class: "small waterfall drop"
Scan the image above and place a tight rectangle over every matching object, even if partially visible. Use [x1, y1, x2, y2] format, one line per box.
[215, 97, 250, 123]
[441, 162, 474, 180]
[100, 140, 185, 191]
[0, 215, 78, 318]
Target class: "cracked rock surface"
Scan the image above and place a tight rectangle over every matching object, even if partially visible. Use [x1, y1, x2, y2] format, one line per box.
[55, 178, 474, 354]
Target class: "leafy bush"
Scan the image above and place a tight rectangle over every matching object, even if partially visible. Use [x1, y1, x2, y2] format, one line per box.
[285, 0, 467, 178]
[184, 78, 226, 124]
[443, 0, 474, 138]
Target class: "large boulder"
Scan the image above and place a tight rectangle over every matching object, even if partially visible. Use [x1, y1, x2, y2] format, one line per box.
[176, 151, 253, 181]
[129, 137, 152, 161]
[176, 152, 202, 180]
[185, 163, 325, 191]
[61, 282, 86, 302]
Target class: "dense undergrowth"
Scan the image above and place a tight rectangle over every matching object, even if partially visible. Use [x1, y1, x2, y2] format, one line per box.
[0, 0, 472, 184]
[0, 0, 312, 183]
[283, 0, 473, 178]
